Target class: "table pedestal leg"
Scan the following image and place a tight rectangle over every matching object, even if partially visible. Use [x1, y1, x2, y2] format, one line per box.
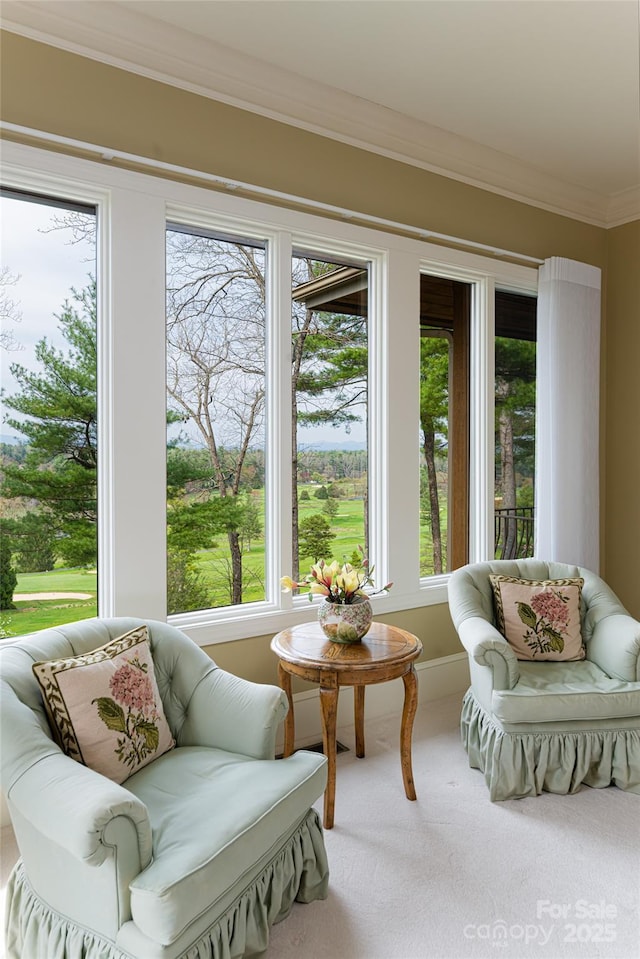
[400, 665, 418, 801]
[279, 663, 295, 758]
[319, 680, 339, 829]
[354, 685, 365, 758]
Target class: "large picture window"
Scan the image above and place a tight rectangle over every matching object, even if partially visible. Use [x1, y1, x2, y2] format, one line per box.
[291, 255, 369, 583]
[166, 225, 267, 612]
[419, 275, 471, 575]
[418, 277, 537, 575]
[1, 142, 539, 645]
[493, 292, 536, 560]
[0, 189, 97, 637]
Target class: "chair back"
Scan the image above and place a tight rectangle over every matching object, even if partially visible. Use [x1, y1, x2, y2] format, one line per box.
[448, 559, 626, 643]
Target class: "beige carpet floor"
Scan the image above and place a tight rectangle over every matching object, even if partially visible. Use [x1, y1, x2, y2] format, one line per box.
[2, 691, 639, 959]
[268, 692, 640, 959]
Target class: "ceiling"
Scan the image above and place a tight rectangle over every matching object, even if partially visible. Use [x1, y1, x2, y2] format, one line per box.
[2, 0, 639, 225]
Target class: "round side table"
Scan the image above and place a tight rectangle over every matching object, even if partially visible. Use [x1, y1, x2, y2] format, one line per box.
[271, 621, 423, 828]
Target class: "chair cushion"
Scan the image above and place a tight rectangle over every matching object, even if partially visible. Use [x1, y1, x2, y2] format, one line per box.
[490, 575, 585, 661]
[32, 625, 174, 784]
[492, 660, 640, 724]
[125, 745, 327, 946]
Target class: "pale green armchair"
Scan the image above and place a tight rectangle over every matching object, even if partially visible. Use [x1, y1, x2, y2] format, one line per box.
[1, 618, 329, 959]
[448, 560, 640, 801]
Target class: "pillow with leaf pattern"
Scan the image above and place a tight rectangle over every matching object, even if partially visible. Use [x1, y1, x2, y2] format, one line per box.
[489, 575, 585, 661]
[32, 625, 174, 783]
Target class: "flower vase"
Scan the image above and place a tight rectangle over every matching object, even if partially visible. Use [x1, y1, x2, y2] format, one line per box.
[318, 596, 373, 644]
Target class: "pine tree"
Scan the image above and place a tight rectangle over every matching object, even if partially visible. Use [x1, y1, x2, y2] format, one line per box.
[2, 282, 97, 567]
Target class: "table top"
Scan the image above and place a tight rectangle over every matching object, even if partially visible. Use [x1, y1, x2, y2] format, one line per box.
[271, 620, 422, 673]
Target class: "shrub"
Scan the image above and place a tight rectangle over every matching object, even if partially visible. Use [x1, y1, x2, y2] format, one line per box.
[0, 540, 18, 610]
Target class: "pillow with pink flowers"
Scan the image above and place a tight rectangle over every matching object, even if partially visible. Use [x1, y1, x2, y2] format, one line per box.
[489, 575, 585, 662]
[32, 625, 174, 784]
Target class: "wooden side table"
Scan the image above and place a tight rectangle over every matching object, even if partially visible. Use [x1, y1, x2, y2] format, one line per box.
[270, 621, 423, 828]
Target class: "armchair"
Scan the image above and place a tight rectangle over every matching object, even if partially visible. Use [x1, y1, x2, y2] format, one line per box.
[448, 560, 640, 801]
[1, 617, 329, 959]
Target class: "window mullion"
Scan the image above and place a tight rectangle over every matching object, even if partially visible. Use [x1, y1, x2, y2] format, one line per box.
[267, 231, 293, 608]
[376, 249, 421, 601]
[102, 188, 168, 619]
[469, 276, 496, 562]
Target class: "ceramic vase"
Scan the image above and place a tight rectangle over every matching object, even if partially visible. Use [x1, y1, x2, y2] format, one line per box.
[317, 596, 373, 644]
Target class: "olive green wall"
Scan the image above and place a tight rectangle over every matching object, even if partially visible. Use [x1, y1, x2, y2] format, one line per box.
[603, 220, 640, 619]
[1, 32, 637, 677]
[0, 32, 606, 266]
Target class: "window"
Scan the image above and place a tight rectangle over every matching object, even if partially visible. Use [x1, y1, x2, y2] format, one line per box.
[166, 225, 267, 612]
[0, 189, 97, 637]
[494, 292, 536, 560]
[419, 275, 471, 575]
[291, 254, 369, 581]
[419, 277, 537, 575]
[2, 142, 539, 645]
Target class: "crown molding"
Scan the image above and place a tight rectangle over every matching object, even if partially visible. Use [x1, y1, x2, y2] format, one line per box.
[1, 2, 637, 229]
[606, 186, 640, 229]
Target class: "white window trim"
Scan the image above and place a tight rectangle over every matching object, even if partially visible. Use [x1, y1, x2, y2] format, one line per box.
[1, 141, 537, 647]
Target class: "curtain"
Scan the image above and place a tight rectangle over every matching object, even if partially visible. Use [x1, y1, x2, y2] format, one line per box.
[534, 257, 602, 572]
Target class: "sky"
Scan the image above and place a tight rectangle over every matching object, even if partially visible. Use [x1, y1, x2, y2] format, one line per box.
[1, 195, 95, 441]
[0, 194, 366, 449]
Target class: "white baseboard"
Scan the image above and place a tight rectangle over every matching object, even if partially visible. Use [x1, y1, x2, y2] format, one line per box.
[275, 651, 469, 751]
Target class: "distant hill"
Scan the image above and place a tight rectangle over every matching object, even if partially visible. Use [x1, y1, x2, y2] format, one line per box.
[0, 431, 366, 453]
[297, 440, 366, 452]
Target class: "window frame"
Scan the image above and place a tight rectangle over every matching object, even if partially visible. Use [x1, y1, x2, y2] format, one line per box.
[1, 141, 537, 647]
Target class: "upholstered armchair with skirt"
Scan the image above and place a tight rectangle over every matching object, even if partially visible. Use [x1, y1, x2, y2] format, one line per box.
[448, 560, 640, 801]
[1, 617, 329, 959]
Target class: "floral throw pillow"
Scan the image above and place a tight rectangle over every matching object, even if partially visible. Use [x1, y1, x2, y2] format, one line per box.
[489, 575, 585, 661]
[32, 625, 175, 784]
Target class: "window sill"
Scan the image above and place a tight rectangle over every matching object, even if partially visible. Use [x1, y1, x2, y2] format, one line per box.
[170, 578, 449, 647]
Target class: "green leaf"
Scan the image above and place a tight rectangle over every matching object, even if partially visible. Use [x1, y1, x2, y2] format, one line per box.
[93, 697, 127, 733]
[136, 720, 159, 753]
[542, 627, 565, 653]
[516, 602, 537, 629]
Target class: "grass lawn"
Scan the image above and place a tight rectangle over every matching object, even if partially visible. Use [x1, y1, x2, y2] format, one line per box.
[16, 568, 98, 594]
[190, 486, 367, 609]
[3, 568, 98, 638]
[4, 599, 98, 637]
[5, 480, 442, 629]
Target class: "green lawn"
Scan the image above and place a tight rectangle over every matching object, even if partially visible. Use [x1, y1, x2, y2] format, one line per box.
[190, 486, 367, 609]
[16, 568, 98, 594]
[2, 568, 98, 638]
[7, 480, 435, 629]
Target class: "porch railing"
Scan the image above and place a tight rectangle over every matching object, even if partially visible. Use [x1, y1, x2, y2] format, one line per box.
[494, 507, 535, 560]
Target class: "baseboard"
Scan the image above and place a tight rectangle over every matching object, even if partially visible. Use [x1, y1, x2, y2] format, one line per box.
[275, 651, 469, 751]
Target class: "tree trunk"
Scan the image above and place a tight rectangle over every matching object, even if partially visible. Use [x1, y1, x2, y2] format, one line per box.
[423, 429, 443, 574]
[228, 530, 243, 605]
[499, 408, 517, 558]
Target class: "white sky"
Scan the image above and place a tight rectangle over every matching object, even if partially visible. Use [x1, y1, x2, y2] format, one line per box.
[1, 195, 95, 440]
[0, 194, 365, 448]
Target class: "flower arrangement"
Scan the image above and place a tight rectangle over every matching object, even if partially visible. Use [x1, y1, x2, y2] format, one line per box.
[281, 549, 392, 605]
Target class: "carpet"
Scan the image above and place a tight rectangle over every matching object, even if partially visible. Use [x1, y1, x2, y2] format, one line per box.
[268, 692, 640, 959]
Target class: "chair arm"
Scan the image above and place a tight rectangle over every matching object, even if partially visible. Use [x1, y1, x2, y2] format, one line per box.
[588, 614, 640, 682]
[7, 752, 152, 869]
[178, 667, 289, 758]
[458, 617, 520, 691]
